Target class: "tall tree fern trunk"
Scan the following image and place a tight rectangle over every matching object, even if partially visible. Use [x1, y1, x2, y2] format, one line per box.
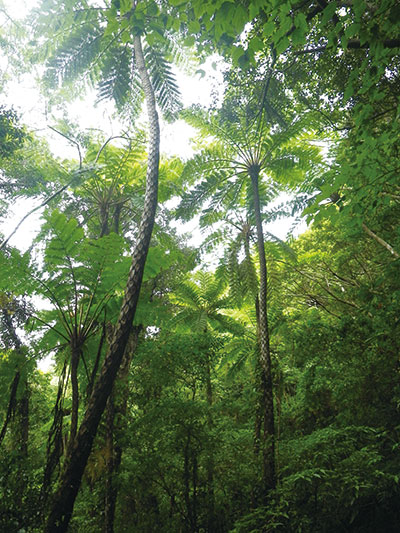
[68, 337, 81, 451]
[249, 166, 276, 495]
[44, 35, 160, 533]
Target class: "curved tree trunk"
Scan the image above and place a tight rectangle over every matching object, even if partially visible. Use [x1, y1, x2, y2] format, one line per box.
[44, 35, 160, 533]
[249, 166, 276, 494]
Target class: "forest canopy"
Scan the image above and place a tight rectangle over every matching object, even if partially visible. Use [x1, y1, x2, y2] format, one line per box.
[0, 0, 399, 532]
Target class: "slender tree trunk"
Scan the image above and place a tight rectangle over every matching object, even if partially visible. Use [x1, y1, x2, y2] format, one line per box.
[249, 166, 275, 494]
[68, 337, 81, 450]
[42, 360, 68, 506]
[0, 307, 22, 446]
[14, 375, 29, 517]
[100, 204, 110, 238]
[113, 202, 123, 235]
[0, 370, 20, 446]
[87, 324, 106, 399]
[192, 448, 198, 532]
[0, 308, 30, 521]
[44, 35, 160, 533]
[104, 394, 116, 533]
[184, 431, 197, 533]
[205, 350, 215, 532]
[19, 380, 29, 457]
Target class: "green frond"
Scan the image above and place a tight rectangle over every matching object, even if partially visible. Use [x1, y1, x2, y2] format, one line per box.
[197, 311, 208, 332]
[209, 312, 245, 336]
[42, 209, 84, 269]
[220, 335, 257, 378]
[144, 44, 182, 120]
[45, 24, 105, 87]
[180, 144, 231, 183]
[168, 308, 197, 330]
[176, 173, 221, 221]
[171, 280, 202, 309]
[203, 227, 229, 254]
[213, 175, 248, 213]
[181, 107, 217, 138]
[226, 238, 242, 307]
[160, 34, 195, 73]
[96, 43, 142, 115]
[262, 202, 291, 223]
[197, 271, 225, 304]
[241, 252, 259, 299]
[199, 207, 225, 229]
[225, 351, 251, 380]
[263, 231, 297, 260]
[257, 176, 280, 206]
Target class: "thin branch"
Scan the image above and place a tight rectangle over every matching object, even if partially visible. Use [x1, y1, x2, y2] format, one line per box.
[48, 126, 83, 168]
[0, 178, 76, 250]
[293, 39, 400, 56]
[293, 46, 328, 55]
[29, 313, 70, 343]
[94, 135, 131, 164]
[362, 223, 399, 259]
[31, 275, 73, 337]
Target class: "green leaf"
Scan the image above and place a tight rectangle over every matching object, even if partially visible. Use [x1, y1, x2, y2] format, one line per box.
[263, 20, 275, 38]
[188, 20, 201, 34]
[276, 36, 290, 55]
[321, 1, 338, 26]
[231, 45, 245, 64]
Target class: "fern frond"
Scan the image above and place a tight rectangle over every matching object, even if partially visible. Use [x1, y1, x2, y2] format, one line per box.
[144, 44, 182, 120]
[199, 207, 224, 229]
[176, 173, 221, 221]
[226, 237, 242, 306]
[181, 107, 217, 138]
[241, 252, 259, 299]
[45, 24, 105, 87]
[263, 231, 297, 259]
[42, 210, 84, 269]
[171, 280, 202, 310]
[96, 43, 142, 115]
[160, 33, 195, 73]
[203, 226, 229, 254]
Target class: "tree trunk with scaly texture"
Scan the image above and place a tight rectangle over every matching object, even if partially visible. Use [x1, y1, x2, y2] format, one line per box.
[44, 35, 160, 533]
[249, 165, 276, 495]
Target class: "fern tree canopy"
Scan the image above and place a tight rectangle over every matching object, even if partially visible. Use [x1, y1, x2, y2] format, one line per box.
[31, 0, 187, 121]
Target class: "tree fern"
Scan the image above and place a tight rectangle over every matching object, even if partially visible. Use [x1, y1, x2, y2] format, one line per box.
[34, 0, 186, 120]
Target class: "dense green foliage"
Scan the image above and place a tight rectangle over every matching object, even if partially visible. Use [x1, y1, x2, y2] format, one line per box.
[0, 0, 399, 531]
